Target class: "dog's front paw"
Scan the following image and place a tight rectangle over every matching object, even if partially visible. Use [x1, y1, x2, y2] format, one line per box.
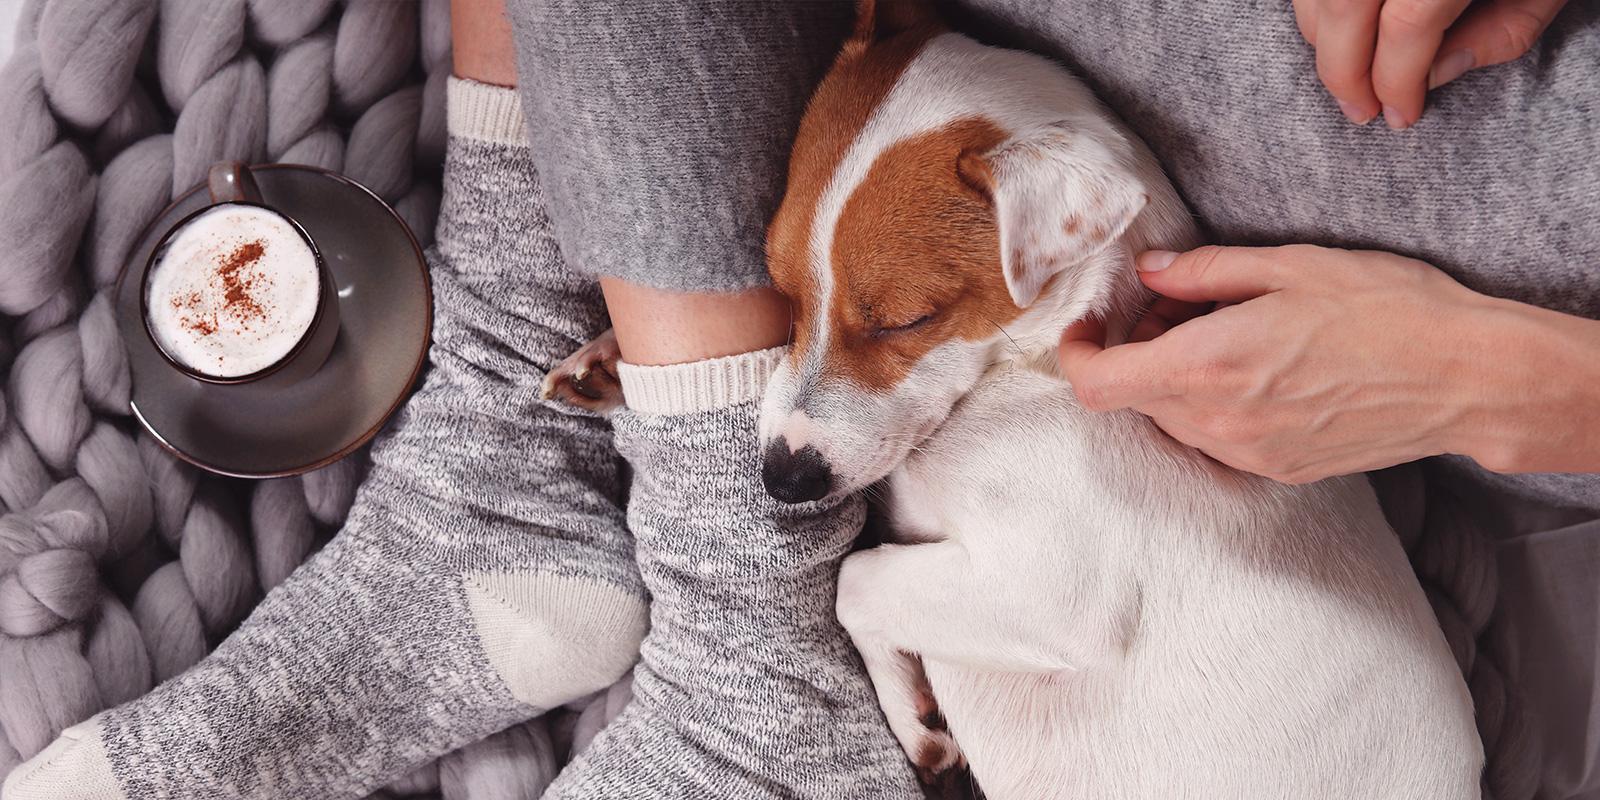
[541, 328, 624, 416]
[909, 683, 965, 784]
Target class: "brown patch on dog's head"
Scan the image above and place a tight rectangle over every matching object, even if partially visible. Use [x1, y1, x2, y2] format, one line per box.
[767, 4, 944, 339]
[793, 117, 1015, 395]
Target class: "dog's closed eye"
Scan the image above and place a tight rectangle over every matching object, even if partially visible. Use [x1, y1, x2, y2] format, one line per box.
[871, 313, 936, 337]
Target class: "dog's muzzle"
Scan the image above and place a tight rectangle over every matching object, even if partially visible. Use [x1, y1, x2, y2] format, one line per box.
[761, 439, 833, 504]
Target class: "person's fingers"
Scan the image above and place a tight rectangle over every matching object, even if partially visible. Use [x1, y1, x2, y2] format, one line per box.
[1057, 316, 1106, 378]
[1370, 0, 1473, 129]
[1293, 0, 1322, 45]
[1314, 0, 1384, 124]
[1428, 0, 1568, 89]
[1058, 318, 1182, 412]
[1127, 296, 1212, 344]
[1134, 247, 1293, 306]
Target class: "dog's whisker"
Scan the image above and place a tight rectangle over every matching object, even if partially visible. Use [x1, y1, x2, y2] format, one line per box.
[989, 319, 1022, 354]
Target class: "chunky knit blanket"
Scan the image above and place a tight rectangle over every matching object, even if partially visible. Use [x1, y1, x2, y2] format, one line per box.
[0, 0, 1541, 798]
[0, 0, 630, 796]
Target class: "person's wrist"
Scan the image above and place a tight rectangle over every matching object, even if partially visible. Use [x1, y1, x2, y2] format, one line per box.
[1443, 293, 1600, 474]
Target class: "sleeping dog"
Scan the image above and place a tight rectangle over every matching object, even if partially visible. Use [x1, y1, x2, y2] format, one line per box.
[752, 2, 1482, 798]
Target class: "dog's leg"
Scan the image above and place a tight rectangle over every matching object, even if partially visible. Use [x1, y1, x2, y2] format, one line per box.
[839, 541, 1133, 672]
[541, 328, 624, 416]
[839, 540, 1135, 768]
[852, 637, 964, 782]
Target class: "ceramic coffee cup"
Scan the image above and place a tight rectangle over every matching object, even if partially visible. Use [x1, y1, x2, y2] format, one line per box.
[141, 161, 341, 388]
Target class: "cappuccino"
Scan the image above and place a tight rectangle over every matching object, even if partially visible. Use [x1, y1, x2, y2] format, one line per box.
[146, 204, 321, 378]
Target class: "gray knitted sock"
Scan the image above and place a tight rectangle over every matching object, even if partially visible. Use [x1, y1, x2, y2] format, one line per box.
[3, 79, 646, 800]
[540, 351, 922, 799]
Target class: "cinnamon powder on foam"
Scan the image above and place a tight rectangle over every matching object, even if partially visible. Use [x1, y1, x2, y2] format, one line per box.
[171, 239, 272, 344]
[147, 205, 318, 376]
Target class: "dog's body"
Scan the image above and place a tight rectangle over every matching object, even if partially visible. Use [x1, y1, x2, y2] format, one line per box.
[755, 5, 1482, 798]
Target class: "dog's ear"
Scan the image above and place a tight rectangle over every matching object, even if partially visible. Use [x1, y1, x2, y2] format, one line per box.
[962, 122, 1148, 308]
[850, 0, 941, 46]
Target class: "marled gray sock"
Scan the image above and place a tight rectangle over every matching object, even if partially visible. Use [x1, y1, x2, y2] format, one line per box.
[541, 352, 921, 799]
[4, 80, 647, 800]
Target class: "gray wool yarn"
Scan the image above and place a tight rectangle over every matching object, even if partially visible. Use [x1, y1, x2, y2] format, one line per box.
[35, 0, 154, 129]
[346, 84, 424, 202]
[176, 487, 257, 635]
[10, 327, 94, 473]
[246, 0, 335, 50]
[169, 56, 267, 196]
[249, 478, 315, 593]
[279, 125, 347, 175]
[569, 671, 634, 760]
[84, 594, 152, 708]
[155, 0, 245, 113]
[438, 719, 561, 800]
[0, 0, 548, 793]
[130, 560, 205, 683]
[266, 34, 335, 160]
[332, 0, 417, 116]
[88, 135, 176, 290]
[417, 66, 449, 173]
[0, 141, 96, 317]
[1382, 461, 1539, 800]
[0, 415, 50, 516]
[386, 761, 442, 797]
[419, 0, 451, 75]
[0, 48, 58, 177]
[300, 455, 359, 527]
[93, 83, 165, 167]
[16, 282, 85, 345]
[0, 628, 100, 759]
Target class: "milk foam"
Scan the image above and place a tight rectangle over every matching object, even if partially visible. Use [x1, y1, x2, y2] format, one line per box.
[146, 204, 320, 378]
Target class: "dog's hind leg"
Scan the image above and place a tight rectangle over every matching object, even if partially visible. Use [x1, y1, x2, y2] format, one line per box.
[851, 637, 964, 783]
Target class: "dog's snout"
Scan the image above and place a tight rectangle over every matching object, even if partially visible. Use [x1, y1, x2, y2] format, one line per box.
[761, 439, 833, 504]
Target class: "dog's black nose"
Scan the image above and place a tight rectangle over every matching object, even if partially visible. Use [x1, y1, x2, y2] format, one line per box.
[762, 439, 833, 504]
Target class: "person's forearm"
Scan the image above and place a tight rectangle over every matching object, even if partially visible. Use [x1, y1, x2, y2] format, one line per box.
[1451, 295, 1600, 474]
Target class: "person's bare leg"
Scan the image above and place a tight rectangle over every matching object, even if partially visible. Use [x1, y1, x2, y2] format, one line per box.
[3, 3, 649, 799]
[451, 0, 519, 88]
[600, 279, 790, 365]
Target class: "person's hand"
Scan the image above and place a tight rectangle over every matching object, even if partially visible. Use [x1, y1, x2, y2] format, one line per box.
[1058, 245, 1600, 484]
[1291, 0, 1571, 130]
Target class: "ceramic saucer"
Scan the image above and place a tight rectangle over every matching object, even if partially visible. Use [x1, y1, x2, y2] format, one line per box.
[115, 165, 432, 478]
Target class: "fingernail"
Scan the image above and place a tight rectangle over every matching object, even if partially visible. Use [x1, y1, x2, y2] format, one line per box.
[1428, 49, 1474, 90]
[1383, 105, 1408, 131]
[1338, 100, 1373, 125]
[1137, 250, 1179, 272]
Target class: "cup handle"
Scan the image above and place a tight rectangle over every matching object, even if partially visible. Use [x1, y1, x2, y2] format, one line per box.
[208, 160, 264, 204]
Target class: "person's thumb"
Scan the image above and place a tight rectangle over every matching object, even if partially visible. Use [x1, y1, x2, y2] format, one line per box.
[1058, 317, 1170, 412]
[1428, 0, 1567, 89]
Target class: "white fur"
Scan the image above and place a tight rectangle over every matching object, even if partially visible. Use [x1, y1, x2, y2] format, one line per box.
[760, 31, 1481, 799]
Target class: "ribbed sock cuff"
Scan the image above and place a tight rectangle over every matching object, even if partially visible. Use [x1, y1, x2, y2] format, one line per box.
[616, 347, 785, 415]
[447, 76, 528, 146]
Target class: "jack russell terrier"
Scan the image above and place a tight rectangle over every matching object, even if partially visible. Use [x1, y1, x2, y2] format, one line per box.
[750, 2, 1481, 798]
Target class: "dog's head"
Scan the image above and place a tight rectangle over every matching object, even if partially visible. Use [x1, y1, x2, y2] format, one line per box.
[758, 0, 1160, 504]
